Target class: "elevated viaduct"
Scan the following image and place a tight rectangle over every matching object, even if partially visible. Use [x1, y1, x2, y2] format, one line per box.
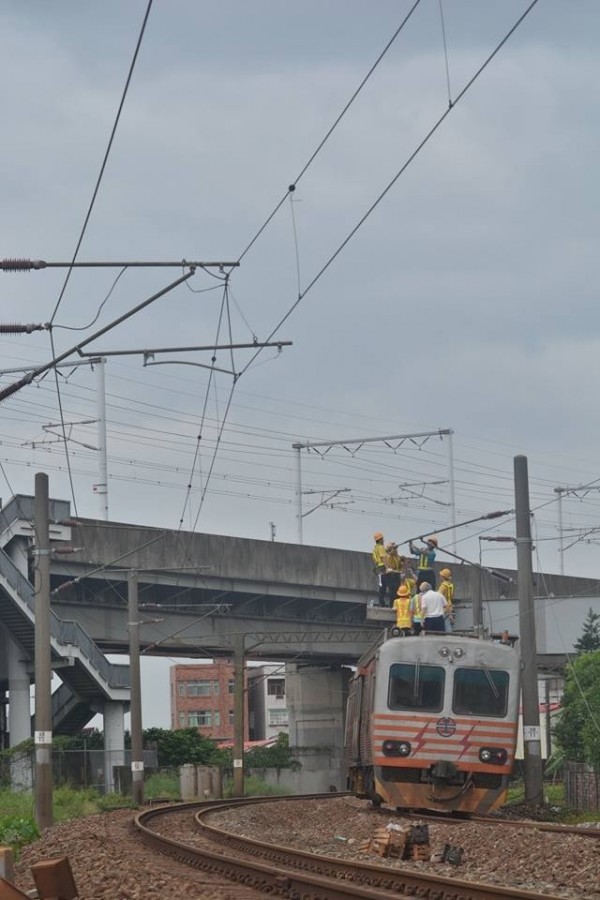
[1, 494, 598, 790]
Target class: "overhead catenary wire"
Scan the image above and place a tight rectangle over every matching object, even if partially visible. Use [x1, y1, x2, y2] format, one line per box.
[236, 0, 423, 264]
[48, 0, 155, 325]
[238, 0, 541, 379]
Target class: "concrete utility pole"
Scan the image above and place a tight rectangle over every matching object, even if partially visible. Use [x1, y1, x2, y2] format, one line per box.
[96, 358, 109, 520]
[514, 455, 544, 806]
[34, 472, 53, 828]
[128, 571, 144, 806]
[233, 633, 245, 798]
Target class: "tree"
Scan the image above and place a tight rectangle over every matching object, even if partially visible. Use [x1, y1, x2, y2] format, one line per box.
[574, 608, 600, 653]
[142, 727, 225, 768]
[553, 651, 600, 767]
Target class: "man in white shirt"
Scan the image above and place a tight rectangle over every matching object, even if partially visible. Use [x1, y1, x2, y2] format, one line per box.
[419, 582, 448, 633]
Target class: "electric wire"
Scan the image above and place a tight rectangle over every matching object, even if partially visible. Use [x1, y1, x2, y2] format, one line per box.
[236, 0, 423, 264]
[48, 0, 154, 325]
[238, 0, 541, 379]
[53, 267, 128, 331]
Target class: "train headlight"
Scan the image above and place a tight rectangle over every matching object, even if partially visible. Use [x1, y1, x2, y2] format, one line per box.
[438, 647, 450, 658]
[479, 747, 508, 765]
[453, 647, 465, 659]
[383, 740, 411, 757]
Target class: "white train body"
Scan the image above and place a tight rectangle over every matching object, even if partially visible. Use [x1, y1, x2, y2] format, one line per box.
[345, 633, 521, 814]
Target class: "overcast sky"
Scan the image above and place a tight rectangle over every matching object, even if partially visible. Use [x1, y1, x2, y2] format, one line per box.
[3, 2, 600, 726]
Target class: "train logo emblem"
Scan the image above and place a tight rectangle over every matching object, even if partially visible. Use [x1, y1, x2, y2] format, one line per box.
[436, 717, 456, 737]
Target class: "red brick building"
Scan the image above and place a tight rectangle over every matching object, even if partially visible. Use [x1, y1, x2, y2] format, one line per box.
[169, 660, 249, 742]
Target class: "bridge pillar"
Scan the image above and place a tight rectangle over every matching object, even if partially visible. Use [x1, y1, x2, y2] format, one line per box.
[285, 663, 351, 792]
[4, 536, 33, 788]
[103, 701, 125, 793]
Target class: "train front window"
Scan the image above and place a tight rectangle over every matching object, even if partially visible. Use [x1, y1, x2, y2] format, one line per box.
[388, 663, 444, 712]
[453, 667, 509, 717]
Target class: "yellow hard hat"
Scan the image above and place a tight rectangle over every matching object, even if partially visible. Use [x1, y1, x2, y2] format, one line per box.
[440, 568, 452, 578]
[386, 541, 398, 550]
[373, 532, 384, 541]
[397, 585, 410, 597]
[427, 536, 438, 546]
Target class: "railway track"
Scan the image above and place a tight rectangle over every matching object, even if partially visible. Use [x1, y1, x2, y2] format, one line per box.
[388, 806, 600, 838]
[134, 793, 580, 900]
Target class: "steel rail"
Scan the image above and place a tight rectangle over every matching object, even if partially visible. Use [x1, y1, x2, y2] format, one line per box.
[135, 794, 568, 900]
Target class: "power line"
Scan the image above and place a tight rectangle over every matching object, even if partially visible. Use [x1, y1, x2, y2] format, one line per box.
[48, 0, 155, 325]
[236, 0, 423, 264]
[238, 0, 541, 378]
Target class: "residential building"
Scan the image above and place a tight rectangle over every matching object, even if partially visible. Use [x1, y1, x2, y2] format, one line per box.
[170, 660, 248, 742]
[247, 664, 289, 741]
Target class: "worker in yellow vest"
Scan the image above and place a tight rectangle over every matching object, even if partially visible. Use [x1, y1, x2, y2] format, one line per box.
[393, 584, 413, 636]
[371, 532, 388, 607]
[438, 568, 455, 632]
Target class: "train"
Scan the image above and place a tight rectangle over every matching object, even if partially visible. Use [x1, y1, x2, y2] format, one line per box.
[344, 629, 521, 815]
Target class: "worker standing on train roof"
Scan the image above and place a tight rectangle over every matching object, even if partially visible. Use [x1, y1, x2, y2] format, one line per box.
[385, 541, 403, 607]
[410, 580, 424, 635]
[438, 568, 455, 633]
[419, 582, 448, 633]
[371, 532, 388, 607]
[409, 535, 437, 588]
[401, 568, 417, 600]
[393, 584, 413, 636]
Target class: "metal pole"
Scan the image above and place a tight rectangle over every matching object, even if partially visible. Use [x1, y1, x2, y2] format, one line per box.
[128, 571, 144, 805]
[514, 455, 543, 806]
[233, 632, 245, 798]
[446, 429, 456, 550]
[294, 445, 303, 545]
[96, 358, 109, 520]
[34, 472, 53, 829]
[554, 488, 564, 575]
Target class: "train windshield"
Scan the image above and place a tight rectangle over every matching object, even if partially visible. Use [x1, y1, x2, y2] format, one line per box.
[388, 663, 444, 712]
[453, 667, 509, 717]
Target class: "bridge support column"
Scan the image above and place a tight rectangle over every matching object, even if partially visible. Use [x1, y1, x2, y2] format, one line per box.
[8, 638, 33, 789]
[103, 701, 125, 793]
[285, 663, 351, 792]
[5, 534, 34, 789]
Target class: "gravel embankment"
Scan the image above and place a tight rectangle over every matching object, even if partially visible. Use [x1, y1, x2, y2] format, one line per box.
[13, 797, 600, 899]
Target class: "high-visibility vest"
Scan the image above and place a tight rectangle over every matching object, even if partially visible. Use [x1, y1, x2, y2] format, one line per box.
[393, 596, 412, 629]
[372, 544, 387, 568]
[417, 550, 435, 570]
[439, 581, 454, 609]
[410, 593, 423, 622]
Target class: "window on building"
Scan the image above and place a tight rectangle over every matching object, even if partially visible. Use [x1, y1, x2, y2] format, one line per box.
[188, 710, 212, 727]
[268, 708, 288, 726]
[179, 712, 186, 727]
[213, 680, 220, 695]
[228, 679, 235, 694]
[178, 682, 185, 696]
[213, 711, 221, 727]
[267, 678, 285, 699]
[228, 709, 234, 725]
[187, 680, 212, 696]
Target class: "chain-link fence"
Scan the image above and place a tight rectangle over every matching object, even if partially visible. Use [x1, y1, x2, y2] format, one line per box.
[0, 747, 158, 793]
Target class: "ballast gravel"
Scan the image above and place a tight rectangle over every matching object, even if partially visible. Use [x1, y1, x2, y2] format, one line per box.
[13, 796, 600, 899]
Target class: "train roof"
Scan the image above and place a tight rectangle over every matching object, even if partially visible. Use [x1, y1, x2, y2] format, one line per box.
[355, 629, 520, 673]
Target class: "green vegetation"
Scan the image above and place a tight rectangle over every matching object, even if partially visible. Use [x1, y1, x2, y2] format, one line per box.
[0, 814, 38, 859]
[143, 727, 228, 768]
[553, 650, 600, 767]
[574, 608, 600, 654]
[144, 771, 180, 800]
[506, 780, 600, 825]
[223, 774, 290, 798]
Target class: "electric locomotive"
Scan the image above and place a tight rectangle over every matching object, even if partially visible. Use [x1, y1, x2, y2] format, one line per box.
[345, 631, 520, 814]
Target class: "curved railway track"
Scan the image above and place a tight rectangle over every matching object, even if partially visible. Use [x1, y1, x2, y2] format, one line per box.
[134, 793, 589, 900]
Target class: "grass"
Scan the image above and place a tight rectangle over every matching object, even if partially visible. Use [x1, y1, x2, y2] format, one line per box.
[506, 780, 600, 824]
